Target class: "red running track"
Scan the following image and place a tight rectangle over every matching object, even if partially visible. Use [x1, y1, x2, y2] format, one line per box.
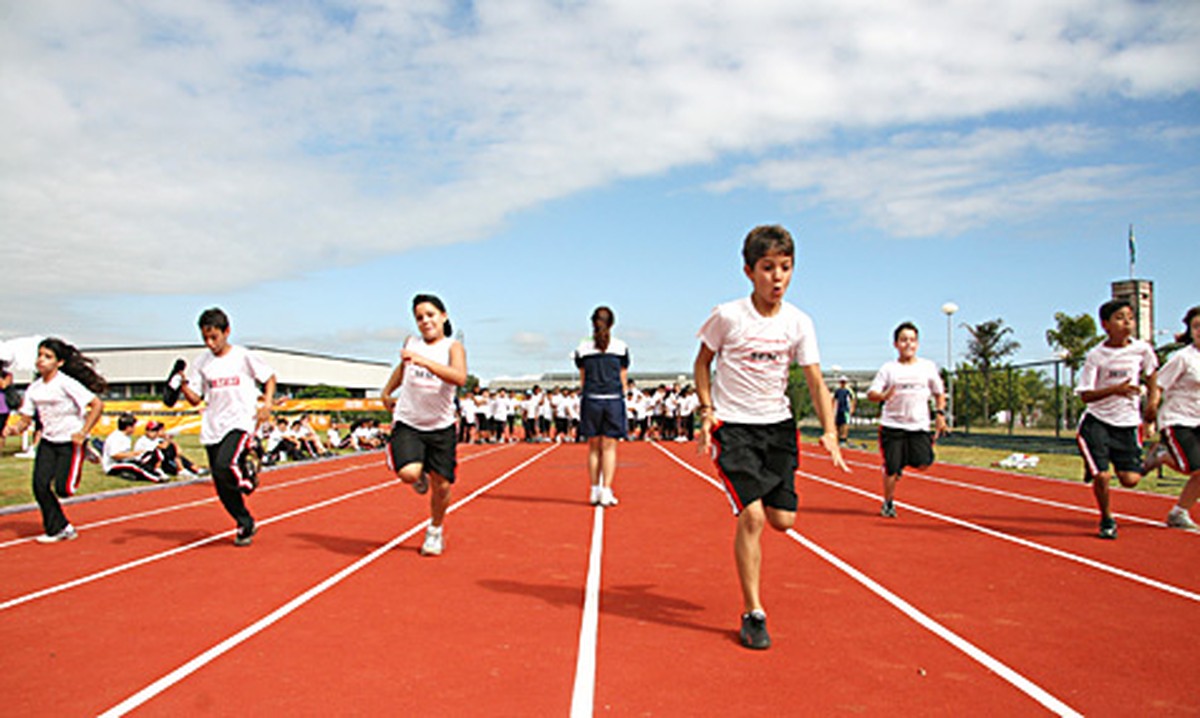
[0, 441, 1196, 715]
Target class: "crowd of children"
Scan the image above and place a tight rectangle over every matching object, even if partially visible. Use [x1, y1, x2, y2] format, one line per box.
[3, 224, 1196, 653]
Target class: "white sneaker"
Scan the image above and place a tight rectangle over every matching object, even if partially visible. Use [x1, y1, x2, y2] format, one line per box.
[589, 485, 601, 505]
[600, 487, 619, 507]
[37, 525, 78, 543]
[1167, 510, 1198, 531]
[1142, 443, 1169, 474]
[420, 526, 444, 556]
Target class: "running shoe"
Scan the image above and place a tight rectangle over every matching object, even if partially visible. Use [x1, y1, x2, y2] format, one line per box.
[36, 525, 77, 544]
[234, 523, 257, 547]
[600, 487, 619, 507]
[413, 471, 429, 495]
[880, 501, 897, 519]
[1099, 516, 1118, 540]
[1166, 510, 1199, 531]
[739, 612, 771, 650]
[1142, 443, 1169, 474]
[420, 526, 443, 556]
[589, 485, 601, 506]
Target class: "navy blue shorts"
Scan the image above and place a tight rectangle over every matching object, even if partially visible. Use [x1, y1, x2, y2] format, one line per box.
[1077, 414, 1142, 478]
[579, 396, 627, 439]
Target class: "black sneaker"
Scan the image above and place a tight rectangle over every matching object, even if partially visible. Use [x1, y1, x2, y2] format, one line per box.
[739, 612, 771, 650]
[880, 501, 898, 519]
[1099, 516, 1117, 540]
[234, 523, 257, 547]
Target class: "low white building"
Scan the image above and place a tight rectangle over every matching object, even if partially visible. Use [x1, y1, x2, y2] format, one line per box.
[79, 345, 393, 399]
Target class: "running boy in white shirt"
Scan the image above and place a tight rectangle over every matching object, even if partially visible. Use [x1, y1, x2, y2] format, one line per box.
[867, 322, 947, 519]
[1143, 305, 1200, 530]
[694, 224, 848, 650]
[178, 308, 277, 547]
[1075, 299, 1158, 540]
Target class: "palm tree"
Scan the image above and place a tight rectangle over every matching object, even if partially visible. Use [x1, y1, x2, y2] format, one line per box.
[1045, 311, 1101, 428]
[962, 318, 1021, 424]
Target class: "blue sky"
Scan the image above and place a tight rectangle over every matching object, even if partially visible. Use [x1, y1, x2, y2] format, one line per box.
[2, 1, 1198, 384]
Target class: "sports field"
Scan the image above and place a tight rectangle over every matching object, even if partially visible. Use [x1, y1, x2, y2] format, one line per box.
[1, 441, 1196, 716]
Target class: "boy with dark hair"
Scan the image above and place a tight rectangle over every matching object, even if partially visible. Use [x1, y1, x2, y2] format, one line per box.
[867, 322, 947, 518]
[178, 307, 276, 547]
[1075, 299, 1158, 539]
[694, 224, 848, 650]
[102, 413, 166, 482]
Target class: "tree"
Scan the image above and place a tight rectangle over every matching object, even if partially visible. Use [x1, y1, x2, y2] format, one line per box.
[962, 318, 1021, 424]
[296, 384, 352, 399]
[1045, 311, 1101, 428]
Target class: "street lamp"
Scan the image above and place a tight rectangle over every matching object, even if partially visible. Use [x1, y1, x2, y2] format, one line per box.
[941, 302, 958, 425]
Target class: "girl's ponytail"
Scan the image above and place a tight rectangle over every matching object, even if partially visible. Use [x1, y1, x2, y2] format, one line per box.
[591, 306, 614, 352]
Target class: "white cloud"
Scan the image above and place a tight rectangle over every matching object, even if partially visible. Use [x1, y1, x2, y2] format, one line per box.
[1, 0, 1197, 300]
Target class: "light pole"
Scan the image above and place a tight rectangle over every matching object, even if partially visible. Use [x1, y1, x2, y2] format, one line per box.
[941, 302, 958, 425]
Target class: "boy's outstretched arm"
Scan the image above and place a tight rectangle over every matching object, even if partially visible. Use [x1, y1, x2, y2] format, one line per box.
[801, 364, 849, 472]
[693, 343, 716, 455]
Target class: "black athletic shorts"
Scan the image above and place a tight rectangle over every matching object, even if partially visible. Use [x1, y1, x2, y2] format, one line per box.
[387, 421, 457, 483]
[1162, 425, 1200, 475]
[712, 420, 798, 515]
[1076, 414, 1142, 478]
[878, 426, 935, 478]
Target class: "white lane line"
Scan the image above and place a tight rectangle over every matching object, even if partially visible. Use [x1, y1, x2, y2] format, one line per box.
[0, 444, 513, 550]
[652, 443, 1084, 717]
[0, 443, 519, 609]
[570, 504, 605, 718]
[787, 529, 1082, 717]
[97, 444, 557, 718]
[809, 451, 1177, 529]
[0, 480, 399, 612]
[800, 470, 1200, 604]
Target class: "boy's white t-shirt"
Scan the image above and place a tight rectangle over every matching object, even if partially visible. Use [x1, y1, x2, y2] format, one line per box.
[1075, 339, 1159, 427]
[697, 297, 820, 425]
[1157, 344, 1200, 428]
[869, 358, 944, 431]
[102, 431, 134, 473]
[19, 372, 95, 443]
[187, 345, 275, 446]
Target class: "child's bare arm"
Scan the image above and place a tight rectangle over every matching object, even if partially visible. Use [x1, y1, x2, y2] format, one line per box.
[801, 364, 848, 472]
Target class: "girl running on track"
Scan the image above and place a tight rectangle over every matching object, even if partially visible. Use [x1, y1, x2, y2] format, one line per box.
[3, 338, 105, 543]
[1144, 305, 1200, 530]
[574, 306, 630, 507]
[381, 294, 467, 556]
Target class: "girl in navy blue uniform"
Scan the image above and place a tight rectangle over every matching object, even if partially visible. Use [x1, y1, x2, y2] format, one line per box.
[574, 306, 630, 506]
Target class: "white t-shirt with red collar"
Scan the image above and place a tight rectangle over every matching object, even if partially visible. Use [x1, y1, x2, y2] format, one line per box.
[697, 297, 821, 425]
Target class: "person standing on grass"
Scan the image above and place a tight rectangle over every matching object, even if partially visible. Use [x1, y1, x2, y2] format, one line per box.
[2, 338, 105, 543]
[866, 322, 948, 519]
[177, 307, 277, 548]
[574, 306, 630, 507]
[1075, 299, 1158, 540]
[694, 224, 848, 651]
[1142, 305, 1200, 530]
[381, 294, 467, 557]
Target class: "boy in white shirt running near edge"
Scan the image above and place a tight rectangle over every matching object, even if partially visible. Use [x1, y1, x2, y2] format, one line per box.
[1074, 299, 1158, 540]
[867, 322, 948, 519]
[694, 224, 848, 650]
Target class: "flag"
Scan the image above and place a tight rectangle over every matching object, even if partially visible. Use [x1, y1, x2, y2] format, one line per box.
[1128, 224, 1136, 268]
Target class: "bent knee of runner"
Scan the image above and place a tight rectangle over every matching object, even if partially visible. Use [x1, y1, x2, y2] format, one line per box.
[1117, 471, 1142, 488]
[765, 508, 796, 531]
[396, 463, 424, 484]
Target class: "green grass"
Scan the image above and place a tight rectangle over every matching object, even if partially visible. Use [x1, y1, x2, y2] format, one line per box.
[804, 435, 1189, 497]
[0, 434, 211, 509]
